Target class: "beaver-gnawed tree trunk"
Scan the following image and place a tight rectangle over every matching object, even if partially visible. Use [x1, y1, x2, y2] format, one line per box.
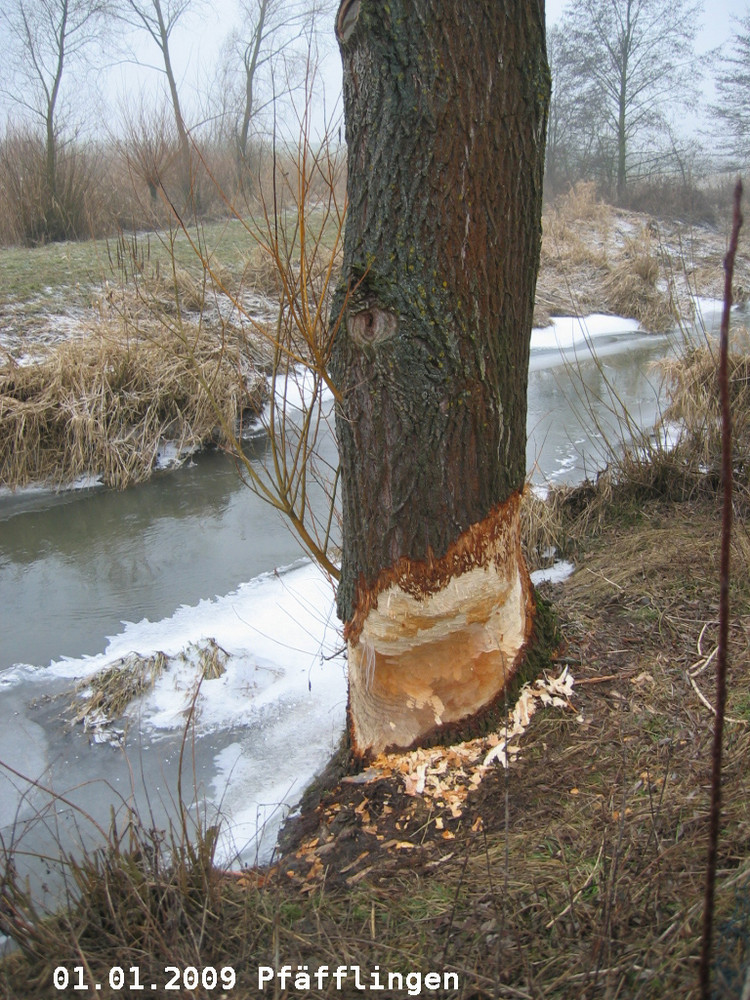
[330, 0, 550, 758]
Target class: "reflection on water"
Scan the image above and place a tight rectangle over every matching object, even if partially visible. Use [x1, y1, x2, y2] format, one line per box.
[527, 334, 670, 485]
[1, 331, 674, 673]
[0, 449, 305, 669]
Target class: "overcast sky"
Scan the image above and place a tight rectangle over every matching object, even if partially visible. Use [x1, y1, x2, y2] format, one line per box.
[300, 0, 749, 138]
[4, 0, 748, 142]
[303, 0, 750, 140]
[546, 0, 744, 49]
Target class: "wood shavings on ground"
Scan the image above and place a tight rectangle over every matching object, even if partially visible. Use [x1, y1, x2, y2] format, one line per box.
[369, 668, 579, 816]
[277, 668, 580, 891]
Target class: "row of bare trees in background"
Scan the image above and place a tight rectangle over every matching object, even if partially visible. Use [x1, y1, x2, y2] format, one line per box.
[2, 0, 750, 246]
[542, 0, 750, 214]
[0, 0, 335, 244]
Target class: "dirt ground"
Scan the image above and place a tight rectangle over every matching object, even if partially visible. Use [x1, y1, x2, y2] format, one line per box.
[252, 494, 750, 999]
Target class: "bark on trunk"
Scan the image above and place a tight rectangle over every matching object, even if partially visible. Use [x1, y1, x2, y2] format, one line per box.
[330, 0, 550, 757]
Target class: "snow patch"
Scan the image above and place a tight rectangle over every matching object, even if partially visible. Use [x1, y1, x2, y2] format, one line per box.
[530, 561, 575, 586]
[531, 313, 642, 353]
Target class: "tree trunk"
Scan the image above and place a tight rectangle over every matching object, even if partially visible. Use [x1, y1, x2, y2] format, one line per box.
[616, 41, 629, 201]
[154, 0, 195, 208]
[330, 0, 550, 757]
[44, 0, 67, 239]
[238, 0, 268, 175]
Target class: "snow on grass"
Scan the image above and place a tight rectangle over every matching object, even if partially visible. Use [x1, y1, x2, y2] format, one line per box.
[530, 561, 575, 586]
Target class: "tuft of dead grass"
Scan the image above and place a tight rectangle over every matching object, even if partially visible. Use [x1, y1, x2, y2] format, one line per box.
[658, 339, 750, 488]
[0, 319, 266, 490]
[69, 638, 229, 740]
[537, 185, 612, 324]
[549, 181, 613, 228]
[0, 808, 228, 992]
[601, 227, 677, 332]
[71, 651, 169, 729]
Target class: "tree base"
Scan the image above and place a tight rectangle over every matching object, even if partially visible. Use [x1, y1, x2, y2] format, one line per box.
[346, 494, 535, 758]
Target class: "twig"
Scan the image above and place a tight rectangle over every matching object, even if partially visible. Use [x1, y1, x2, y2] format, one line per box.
[742, 962, 750, 1000]
[686, 671, 748, 725]
[545, 841, 605, 929]
[575, 672, 635, 685]
[687, 622, 747, 721]
[699, 175, 742, 1000]
[585, 568, 624, 591]
[689, 645, 718, 678]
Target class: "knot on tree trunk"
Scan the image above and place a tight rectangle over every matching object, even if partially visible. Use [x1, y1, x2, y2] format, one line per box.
[347, 306, 399, 347]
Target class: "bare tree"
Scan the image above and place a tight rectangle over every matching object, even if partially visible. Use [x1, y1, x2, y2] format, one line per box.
[0, 0, 111, 240]
[216, 0, 334, 191]
[546, 23, 611, 196]
[712, 11, 750, 167]
[560, 0, 702, 201]
[117, 0, 202, 206]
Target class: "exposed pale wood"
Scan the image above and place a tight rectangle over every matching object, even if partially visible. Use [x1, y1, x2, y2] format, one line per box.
[348, 496, 535, 756]
[331, 0, 549, 755]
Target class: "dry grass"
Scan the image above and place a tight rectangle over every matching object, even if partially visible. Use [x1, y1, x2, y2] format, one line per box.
[0, 317, 265, 490]
[522, 483, 590, 571]
[659, 339, 750, 487]
[71, 651, 170, 729]
[537, 185, 679, 331]
[3, 497, 748, 1000]
[537, 184, 613, 324]
[600, 227, 677, 332]
[69, 638, 228, 738]
[239, 243, 289, 297]
[547, 181, 613, 229]
[0, 807, 228, 991]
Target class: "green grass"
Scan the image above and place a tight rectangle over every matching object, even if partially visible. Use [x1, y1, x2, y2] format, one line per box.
[0, 219, 236, 310]
[0, 211, 341, 316]
[0, 240, 111, 312]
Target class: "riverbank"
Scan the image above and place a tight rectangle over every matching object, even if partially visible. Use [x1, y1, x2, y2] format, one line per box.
[3, 340, 750, 996]
[2, 478, 749, 998]
[1, 187, 748, 492]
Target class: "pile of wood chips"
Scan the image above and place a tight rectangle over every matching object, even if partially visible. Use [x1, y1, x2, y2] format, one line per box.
[361, 667, 579, 816]
[266, 669, 579, 892]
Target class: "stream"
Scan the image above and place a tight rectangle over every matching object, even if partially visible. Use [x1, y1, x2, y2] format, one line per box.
[0, 311, 721, 915]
